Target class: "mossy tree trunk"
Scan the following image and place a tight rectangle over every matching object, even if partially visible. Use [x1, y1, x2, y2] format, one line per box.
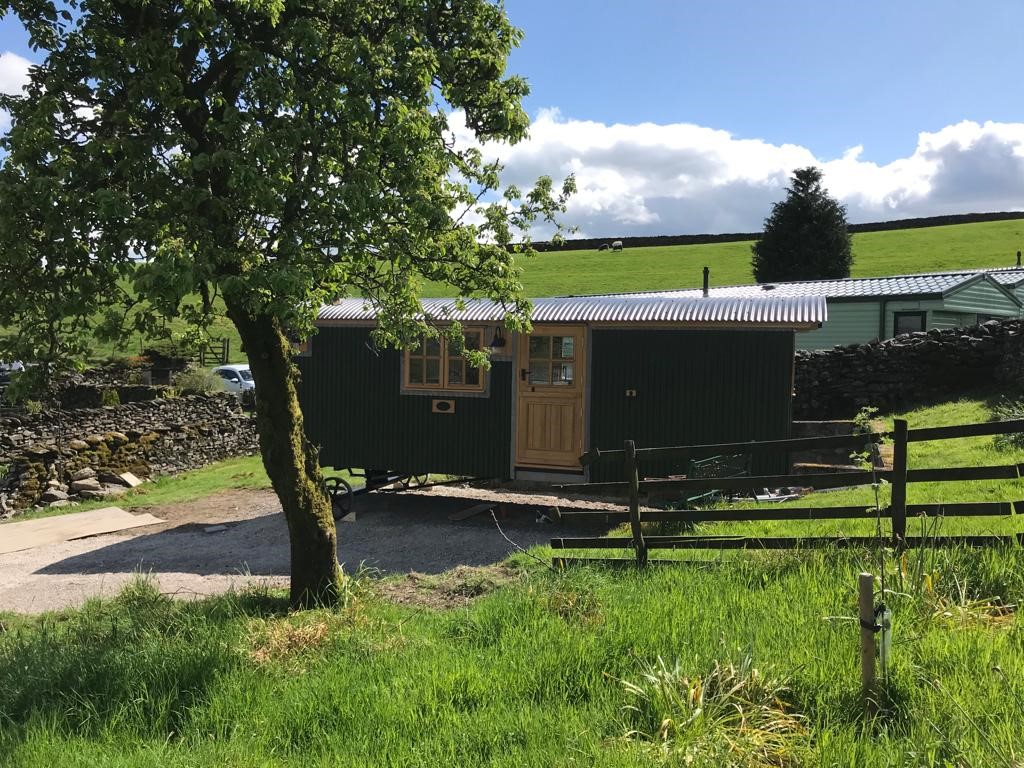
[226, 300, 342, 608]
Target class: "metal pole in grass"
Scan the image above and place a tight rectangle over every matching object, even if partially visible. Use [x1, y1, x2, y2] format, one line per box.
[859, 572, 877, 714]
[624, 440, 647, 567]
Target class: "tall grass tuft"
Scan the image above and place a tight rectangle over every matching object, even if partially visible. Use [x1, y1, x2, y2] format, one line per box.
[620, 653, 806, 766]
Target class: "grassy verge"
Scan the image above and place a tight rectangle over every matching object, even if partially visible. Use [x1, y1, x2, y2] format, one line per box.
[2, 546, 1023, 766]
[2, 457, 359, 523]
[1, 456, 272, 523]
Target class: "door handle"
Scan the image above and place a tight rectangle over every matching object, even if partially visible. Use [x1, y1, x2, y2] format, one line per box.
[520, 368, 528, 381]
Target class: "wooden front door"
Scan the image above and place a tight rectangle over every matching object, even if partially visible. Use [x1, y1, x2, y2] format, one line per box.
[515, 325, 586, 470]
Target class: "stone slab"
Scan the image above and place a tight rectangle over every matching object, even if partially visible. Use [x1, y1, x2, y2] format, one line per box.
[118, 472, 144, 488]
[0, 507, 164, 555]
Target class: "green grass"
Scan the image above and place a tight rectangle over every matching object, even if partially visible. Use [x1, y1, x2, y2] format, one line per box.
[0, 456, 272, 523]
[4, 396, 1024, 765]
[3, 549, 1024, 765]
[710, 394, 1024, 540]
[1, 457, 358, 523]
[420, 218, 1024, 297]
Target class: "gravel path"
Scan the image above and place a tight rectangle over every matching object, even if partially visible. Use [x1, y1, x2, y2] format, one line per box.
[0, 488, 610, 613]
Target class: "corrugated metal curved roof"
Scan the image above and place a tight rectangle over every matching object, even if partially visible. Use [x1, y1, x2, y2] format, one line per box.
[317, 294, 826, 327]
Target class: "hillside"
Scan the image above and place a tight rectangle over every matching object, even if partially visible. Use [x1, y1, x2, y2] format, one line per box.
[422, 217, 1024, 297]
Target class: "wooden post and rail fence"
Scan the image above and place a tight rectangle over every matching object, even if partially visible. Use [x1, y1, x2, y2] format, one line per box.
[550, 418, 1024, 567]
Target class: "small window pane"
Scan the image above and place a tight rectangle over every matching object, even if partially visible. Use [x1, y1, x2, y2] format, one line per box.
[465, 366, 480, 386]
[894, 313, 924, 335]
[553, 336, 574, 360]
[529, 336, 551, 359]
[529, 361, 550, 384]
[464, 332, 481, 351]
[409, 357, 424, 384]
[448, 359, 463, 385]
[426, 358, 441, 384]
[410, 337, 424, 355]
[554, 362, 574, 384]
[425, 338, 441, 356]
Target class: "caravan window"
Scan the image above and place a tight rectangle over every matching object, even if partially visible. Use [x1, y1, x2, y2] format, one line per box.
[404, 329, 485, 392]
[893, 311, 926, 336]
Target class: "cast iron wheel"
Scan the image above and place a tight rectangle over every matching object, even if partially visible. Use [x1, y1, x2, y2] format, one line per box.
[324, 476, 353, 519]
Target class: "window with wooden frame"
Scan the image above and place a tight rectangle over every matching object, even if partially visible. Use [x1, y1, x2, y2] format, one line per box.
[404, 329, 485, 392]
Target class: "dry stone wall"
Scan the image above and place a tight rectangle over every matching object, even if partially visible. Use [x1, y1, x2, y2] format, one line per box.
[794, 319, 1024, 419]
[0, 393, 257, 515]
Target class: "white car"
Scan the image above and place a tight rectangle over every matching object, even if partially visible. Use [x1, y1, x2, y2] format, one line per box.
[213, 364, 255, 393]
[0, 360, 24, 385]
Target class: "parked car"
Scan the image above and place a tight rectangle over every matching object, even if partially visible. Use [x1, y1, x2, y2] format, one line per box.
[0, 360, 24, 386]
[212, 364, 254, 394]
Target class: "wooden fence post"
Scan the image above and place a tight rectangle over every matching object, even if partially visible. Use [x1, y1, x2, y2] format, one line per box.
[891, 419, 909, 545]
[859, 572, 876, 714]
[625, 440, 647, 567]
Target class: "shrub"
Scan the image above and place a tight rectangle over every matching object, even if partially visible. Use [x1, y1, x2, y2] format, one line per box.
[173, 367, 223, 396]
[23, 399, 43, 415]
[992, 398, 1024, 451]
[100, 388, 121, 407]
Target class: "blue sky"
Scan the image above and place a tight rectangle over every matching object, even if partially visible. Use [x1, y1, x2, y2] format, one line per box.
[506, 0, 1023, 165]
[2, 2, 1024, 236]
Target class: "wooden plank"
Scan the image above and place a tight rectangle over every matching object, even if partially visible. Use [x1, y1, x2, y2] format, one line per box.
[559, 469, 881, 494]
[447, 502, 496, 522]
[552, 557, 689, 568]
[551, 534, 761, 549]
[556, 501, 1013, 524]
[0, 507, 164, 555]
[551, 534, 1024, 551]
[906, 464, 1020, 482]
[559, 462, 1023, 495]
[577, 418, 1024, 467]
[557, 505, 879, 523]
[907, 419, 1024, 443]
[908, 502, 1014, 517]
[579, 431, 890, 467]
[891, 419, 909, 543]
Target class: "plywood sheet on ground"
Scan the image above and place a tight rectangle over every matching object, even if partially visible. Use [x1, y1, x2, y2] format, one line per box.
[0, 507, 164, 554]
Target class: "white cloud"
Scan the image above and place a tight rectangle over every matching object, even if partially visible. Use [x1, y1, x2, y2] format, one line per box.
[0, 51, 31, 95]
[0, 51, 33, 134]
[453, 110, 1024, 237]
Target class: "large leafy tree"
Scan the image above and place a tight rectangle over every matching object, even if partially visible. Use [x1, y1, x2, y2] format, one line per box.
[751, 166, 853, 283]
[0, 0, 572, 606]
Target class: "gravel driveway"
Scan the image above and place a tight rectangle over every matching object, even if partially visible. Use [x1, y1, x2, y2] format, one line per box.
[0, 488, 611, 613]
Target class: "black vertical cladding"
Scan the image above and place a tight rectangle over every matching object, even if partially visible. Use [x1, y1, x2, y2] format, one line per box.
[295, 327, 513, 478]
[588, 329, 795, 481]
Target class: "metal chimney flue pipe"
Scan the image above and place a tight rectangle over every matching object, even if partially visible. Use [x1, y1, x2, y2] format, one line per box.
[702, 266, 709, 297]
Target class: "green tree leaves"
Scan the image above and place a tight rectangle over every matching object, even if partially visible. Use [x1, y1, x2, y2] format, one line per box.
[0, 0, 572, 604]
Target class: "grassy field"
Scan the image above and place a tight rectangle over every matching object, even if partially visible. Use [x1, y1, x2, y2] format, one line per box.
[436, 217, 1024, 298]
[4, 396, 1024, 765]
